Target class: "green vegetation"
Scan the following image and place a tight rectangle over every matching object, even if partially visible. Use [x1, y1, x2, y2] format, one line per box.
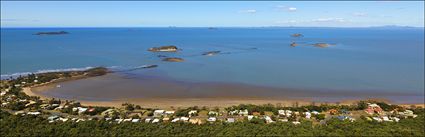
[1, 109, 424, 136]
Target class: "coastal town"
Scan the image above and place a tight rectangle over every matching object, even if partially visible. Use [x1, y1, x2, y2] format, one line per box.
[1, 69, 421, 126]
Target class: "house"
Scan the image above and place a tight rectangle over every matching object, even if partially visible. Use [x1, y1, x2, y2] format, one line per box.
[278, 110, 285, 116]
[247, 115, 254, 121]
[207, 117, 217, 122]
[27, 111, 41, 115]
[115, 119, 124, 123]
[226, 118, 235, 123]
[239, 109, 249, 116]
[77, 107, 88, 114]
[171, 118, 180, 122]
[365, 103, 383, 115]
[101, 109, 117, 116]
[372, 117, 382, 122]
[48, 115, 59, 122]
[189, 118, 202, 125]
[145, 118, 152, 123]
[292, 121, 301, 125]
[165, 111, 175, 116]
[311, 111, 320, 115]
[279, 118, 289, 122]
[188, 110, 198, 117]
[305, 112, 311, 119]
[152, 118, 160, 123]
[25, 101, 37, 107]
[229, 110, 239, 115]
[131, 119, 140, 123]
[59, 117, 69, 122]
[382, 116, 392, 122]
[285, 110, 293, 117]
[162, 117, 170, 121]
[180, 117, 189, 122]
[123, 118, 132, 122]
[328, 109, 338, 115]
[0, 91, 6, 96]
[14, 111, 25, 115]
[264, 116, 274, 123]
[153, 110, 165, 117]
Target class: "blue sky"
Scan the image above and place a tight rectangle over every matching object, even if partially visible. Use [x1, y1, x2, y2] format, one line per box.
[1, 1, 424, 27]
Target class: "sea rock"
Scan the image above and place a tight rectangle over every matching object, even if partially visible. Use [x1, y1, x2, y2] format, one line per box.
[290, 42, 298, 47]
[313, 43, 330, 48]
[141, 65, 158, 69]
[291, 33, 303, 37]
[202, 51, 221, 56]
[162, 57, 184, 62]
[148, 45, 178, 52]
[35, 31, 69, 35]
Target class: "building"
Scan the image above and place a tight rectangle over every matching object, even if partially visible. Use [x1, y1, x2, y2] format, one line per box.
[153, 110, 165, 117]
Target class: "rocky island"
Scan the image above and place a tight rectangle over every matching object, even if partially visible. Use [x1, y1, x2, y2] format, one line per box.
[148, 45, 179, 52]
[313, 43, 331, 48]
[34, 31, 69, 35]
[290, 42, 298, 47]
[291, 33, 303, 37]
[202, 51, 221, 56]
[162, 57, 184, 62]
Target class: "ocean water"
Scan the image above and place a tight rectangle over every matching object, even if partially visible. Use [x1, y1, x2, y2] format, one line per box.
[1, 27, 424, 96]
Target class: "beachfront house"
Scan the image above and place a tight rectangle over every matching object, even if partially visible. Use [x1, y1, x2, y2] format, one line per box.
[154, 110, 165, 117]
[247, 115, 254, 121]
[305, 112, 311, 119]
[165, 111, 175, 116]
[189, 118, 202, 124]
[226, 118, 235, 123]
[180, 117, 189, 122]
[27, 112, 41, 115]
[264, 116, 274, 123]
[152, 118, 160, 123]
[171, 118, 180, 123]
[239, 109, 249, 116]
[145, 118, 152, 123]
[365, 103, 383, 115]
[207, 117, 217, 122]
[188, 110, 197, 117]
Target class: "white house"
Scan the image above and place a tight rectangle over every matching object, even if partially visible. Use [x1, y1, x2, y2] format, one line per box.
[154, 110, 165, 117]
[180, 117, 189, 121]
[305, 112, 311, 119]
[171, 118, 180, 123]
[239, 109, 249, 116]
[145, 118, 152, 123]
[27, 112, 41, 115]
[188, 110, 198, 117]
[226, 118, 235, 123]
[247, 115, 254, 121]
[207, 117, 217, 122]
[152, 118, 160, 123]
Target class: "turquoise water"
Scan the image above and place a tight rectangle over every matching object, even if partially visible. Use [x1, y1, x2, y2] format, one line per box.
[1, 27, 424, 95]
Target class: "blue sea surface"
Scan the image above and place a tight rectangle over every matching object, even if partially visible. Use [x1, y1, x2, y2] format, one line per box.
[1, 27, 424, 96]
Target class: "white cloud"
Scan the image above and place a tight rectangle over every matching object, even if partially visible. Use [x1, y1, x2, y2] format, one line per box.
[239, 9, 257, 14]
[275, 20, 297, 24]
[288, 7, 297, 12]
[276, 5, 297, 12]
[312, 18, 346, 23]
[352, 12, 368, 17]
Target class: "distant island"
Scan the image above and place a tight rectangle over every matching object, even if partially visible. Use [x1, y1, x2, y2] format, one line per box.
[148, 45, 179, 52]
[34, 31, 69, 35]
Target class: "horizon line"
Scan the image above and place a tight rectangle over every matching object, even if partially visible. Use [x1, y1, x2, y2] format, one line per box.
[1, 25, 424, 29]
